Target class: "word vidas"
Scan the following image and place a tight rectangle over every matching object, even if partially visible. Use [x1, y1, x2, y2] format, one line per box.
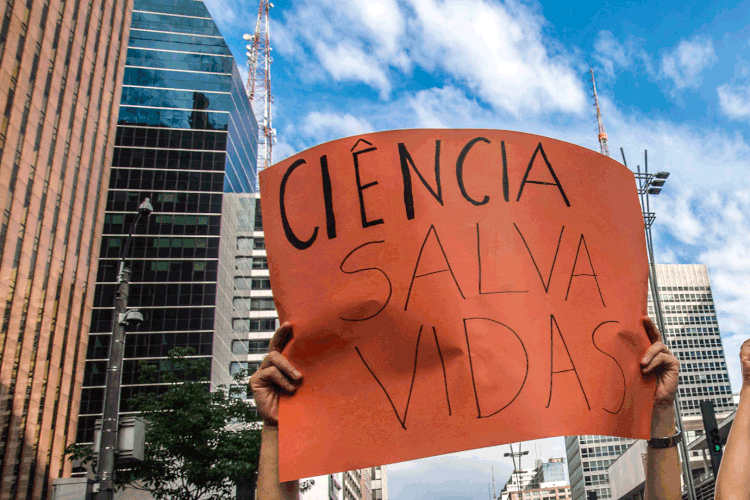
[277, 137, 570, 250]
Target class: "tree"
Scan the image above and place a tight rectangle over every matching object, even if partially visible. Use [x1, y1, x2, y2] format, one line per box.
[69, 347, 262, 500]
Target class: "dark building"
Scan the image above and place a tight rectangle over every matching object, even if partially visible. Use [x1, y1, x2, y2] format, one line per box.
[0, 0, 134, 497]
[77, 0, 257, 447]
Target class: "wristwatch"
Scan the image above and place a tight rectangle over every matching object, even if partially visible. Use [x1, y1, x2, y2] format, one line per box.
[647, 429, 682, 449]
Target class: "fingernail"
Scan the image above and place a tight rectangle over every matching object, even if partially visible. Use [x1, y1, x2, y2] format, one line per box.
[292, 369, 301, 378]
[641, 357, 648, 364]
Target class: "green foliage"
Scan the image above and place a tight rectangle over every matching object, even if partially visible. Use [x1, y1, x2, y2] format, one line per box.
[69, 347, 262, 500]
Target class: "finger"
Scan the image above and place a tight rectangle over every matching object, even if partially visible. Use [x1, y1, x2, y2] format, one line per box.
[269, 322, 293, 353]
[643, 316, 662, 344]
[263, 366, 298, 393]
[641, 352, 678, 375]
[260, 350, 302, 380]
[640, 341, 669, 366]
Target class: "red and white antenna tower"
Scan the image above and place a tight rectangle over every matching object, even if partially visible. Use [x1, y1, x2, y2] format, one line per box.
[244, 1, 276, 181]
[590, 68, 610, 157]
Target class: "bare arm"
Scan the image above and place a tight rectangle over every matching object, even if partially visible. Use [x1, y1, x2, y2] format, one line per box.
[250, 322, 302, 500]
[641, 317, 681, 500]
[258, 425, 299, 500]
[714, 339, 750, 500]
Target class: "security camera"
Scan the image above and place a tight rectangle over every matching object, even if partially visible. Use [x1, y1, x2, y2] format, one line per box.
[119, 309, 144, 327]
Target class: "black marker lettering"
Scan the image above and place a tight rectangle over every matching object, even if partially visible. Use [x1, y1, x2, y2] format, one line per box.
[565, 234, 606, 306]
[514, 223, 565, 293]
[547, 315, 590, 410]
[398, 141, 444, 221]
[464, 318, 528, 418]
[280, 159, 318, 250]
[320, 155, 337, 239]
[477, 223, 528, 295]
[501, 140, 509, 202]
[456, 137, 490, 206]
[339, 241, 392, 321]
[355, 326, 423, 429]
[404, 225, 465, 311]
[591, 321, 625, 414]
[353, 145, 383, 228]
[432, 327, 452, 416]
[516, 142, 571, 207]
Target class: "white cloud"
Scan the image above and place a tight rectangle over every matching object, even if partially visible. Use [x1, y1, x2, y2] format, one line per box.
[405, 0, 586, 116]
[299, 111, 374, 142]
[273, 140, 299, 162]
[717, 84, 750, 119]
[313, 42, 393, 97]
[593, 31, 652, 79]
[660, 35, 717, 90]
[406, 86, 489, 128]
[273, 0, 587, 116]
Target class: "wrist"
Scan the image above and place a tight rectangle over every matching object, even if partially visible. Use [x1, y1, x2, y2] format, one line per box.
[263, 418, 278, 428]
[651, 404, 676, 437]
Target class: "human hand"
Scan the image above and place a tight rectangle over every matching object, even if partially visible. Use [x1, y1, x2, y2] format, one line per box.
[741, 339, 750, 388]
[249, 322, 303, 426]
[640, 316, 679, 410]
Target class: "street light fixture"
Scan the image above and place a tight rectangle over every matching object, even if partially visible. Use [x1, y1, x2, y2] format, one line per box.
[96, 198, 153, 500]
[622, 149, 697, 500]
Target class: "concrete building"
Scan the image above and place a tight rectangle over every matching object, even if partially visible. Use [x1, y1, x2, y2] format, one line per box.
[77, 0, 257, 446]
[501, 458, 571, 500]
[225, 194, 277, 386]
[301, 469, 373, 500]
[0, 0, 133, 497]
[565, 264, 735, 500]
[370, 466, 389, 500]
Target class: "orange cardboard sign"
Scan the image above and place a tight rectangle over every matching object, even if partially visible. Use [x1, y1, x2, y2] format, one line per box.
[258, 129, 654, 481]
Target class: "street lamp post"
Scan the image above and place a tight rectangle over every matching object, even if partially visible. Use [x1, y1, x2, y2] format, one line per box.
[95, 198, 153, 500]
[623, 149, 697, 500]
[504, 444, 529, 500]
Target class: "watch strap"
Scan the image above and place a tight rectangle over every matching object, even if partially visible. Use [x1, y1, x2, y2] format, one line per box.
[647, 429, 682, 449]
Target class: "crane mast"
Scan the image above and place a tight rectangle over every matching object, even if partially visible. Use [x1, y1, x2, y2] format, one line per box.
[590, 68, 610, 157]
[244, 0, 276, 184]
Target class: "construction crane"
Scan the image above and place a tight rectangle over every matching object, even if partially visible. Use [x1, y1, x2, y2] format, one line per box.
[244, 0, 276, 184]
[590, 68, 610, 157]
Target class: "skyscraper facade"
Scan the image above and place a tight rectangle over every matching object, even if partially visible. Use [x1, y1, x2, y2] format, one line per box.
[77, 0, 257, 445]
[565, 264, 735, 500]
[0, 0, 133, 497]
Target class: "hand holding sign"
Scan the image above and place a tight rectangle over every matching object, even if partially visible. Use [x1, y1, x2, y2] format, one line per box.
[248, 322, 303, 426]
[258, 129, 655, 481]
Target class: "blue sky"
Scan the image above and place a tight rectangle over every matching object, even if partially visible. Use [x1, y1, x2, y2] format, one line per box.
[202, 0, 750, 496]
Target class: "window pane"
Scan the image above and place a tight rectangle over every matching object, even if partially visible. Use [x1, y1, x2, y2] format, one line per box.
[231, 340, 249, 354]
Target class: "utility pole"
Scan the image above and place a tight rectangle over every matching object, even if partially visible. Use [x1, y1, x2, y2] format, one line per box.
[505, 443, 529, 500]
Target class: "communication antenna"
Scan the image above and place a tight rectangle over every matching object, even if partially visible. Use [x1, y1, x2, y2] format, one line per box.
[590, 68, 610, 157]
[244, 0, 276, 185]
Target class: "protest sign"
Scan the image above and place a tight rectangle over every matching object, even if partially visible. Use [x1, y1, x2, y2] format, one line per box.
[258, 129, 654, 481]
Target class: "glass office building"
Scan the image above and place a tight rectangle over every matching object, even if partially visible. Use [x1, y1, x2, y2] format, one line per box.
[565, 264, 735, 500]
[77, 0, 257, 444]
